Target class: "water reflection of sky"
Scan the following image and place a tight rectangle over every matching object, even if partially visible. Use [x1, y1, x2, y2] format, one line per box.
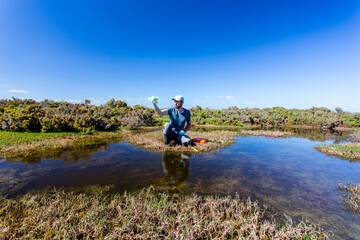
[1, 135, 360, 239]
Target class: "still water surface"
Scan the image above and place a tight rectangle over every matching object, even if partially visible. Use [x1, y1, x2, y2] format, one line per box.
[1, 130, 360, 239]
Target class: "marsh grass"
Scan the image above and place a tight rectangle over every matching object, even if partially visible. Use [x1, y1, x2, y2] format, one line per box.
[0, 186, 329, 239]
[338, 184, 360, 215]
[314, 129, 360, 160]
[126, 130, 240, 153]
[239, 130, 295, 138]
[315, 143, 360, 161]
[0, 131, 129, 160]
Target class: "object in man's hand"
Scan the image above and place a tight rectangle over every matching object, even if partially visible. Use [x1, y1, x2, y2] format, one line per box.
[179, 130, 185, 135]
[151, 96, 159, 105]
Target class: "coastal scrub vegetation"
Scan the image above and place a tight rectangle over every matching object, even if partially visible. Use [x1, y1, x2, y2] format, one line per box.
[190, 105, 360, 129]
[1, 98, 359, 134]
[0, 98, 160, 133]
[0, 186, 329, 239]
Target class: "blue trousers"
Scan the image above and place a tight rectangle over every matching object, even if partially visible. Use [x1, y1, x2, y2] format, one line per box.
[163, 123, 192, 146]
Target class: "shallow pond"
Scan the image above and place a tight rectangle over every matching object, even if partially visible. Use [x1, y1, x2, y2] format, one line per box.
[1, 129, 359, 239]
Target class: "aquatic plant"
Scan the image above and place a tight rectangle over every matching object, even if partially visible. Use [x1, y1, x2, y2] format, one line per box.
[0, 186, 329, 239]
[338, 183, 360, 215]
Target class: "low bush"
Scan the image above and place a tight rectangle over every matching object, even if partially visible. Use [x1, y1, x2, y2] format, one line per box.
[190, 106, 360, 129]
[0, 98, 159, 133]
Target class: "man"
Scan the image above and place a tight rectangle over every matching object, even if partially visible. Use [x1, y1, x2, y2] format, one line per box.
[152, 95, 193, 146]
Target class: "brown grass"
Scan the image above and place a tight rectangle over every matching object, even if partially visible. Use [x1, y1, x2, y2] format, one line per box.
[239, 130, 295, 138]
[338, 183, 360, 215]
[126, 130, 240, 153]
[0, 131, 129, 160]
[0, 186, 329, 239]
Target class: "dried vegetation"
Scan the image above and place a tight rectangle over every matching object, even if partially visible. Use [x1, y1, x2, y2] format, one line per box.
[0, 186, 329, 239]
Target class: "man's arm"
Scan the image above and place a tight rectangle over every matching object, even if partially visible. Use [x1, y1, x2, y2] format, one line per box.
[154, 104, 168, 116]
[184, 121, 191, 133]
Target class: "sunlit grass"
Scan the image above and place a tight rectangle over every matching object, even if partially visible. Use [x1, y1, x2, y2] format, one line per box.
[154, 115, 169, 125]
[0, 186, 329, 239]
[0, 131, 81, 148]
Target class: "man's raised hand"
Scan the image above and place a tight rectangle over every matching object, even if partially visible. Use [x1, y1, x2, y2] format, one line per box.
[151, 96, 159, 105]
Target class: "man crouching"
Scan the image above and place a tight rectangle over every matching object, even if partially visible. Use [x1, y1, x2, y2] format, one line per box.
[152, 95, 193, 146]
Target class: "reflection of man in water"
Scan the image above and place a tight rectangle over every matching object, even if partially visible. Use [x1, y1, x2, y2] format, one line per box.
[160, 152, 190, 188]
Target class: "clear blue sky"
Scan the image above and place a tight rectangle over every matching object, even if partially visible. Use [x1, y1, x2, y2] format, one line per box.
[1, 0, 359, 111]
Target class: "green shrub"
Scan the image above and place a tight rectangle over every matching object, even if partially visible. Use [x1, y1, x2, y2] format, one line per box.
[0, 98, 158, 133]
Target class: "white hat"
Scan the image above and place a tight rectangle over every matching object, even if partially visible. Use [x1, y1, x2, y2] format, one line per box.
[172, 95, 184, 102]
